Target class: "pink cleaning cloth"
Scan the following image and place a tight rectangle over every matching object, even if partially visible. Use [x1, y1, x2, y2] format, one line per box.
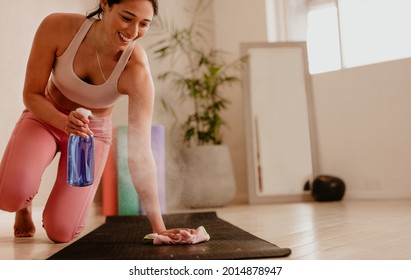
[144, 226, 210, 245]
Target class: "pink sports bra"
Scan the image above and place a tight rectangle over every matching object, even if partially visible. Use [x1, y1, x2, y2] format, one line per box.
[51, 18, 135, 109]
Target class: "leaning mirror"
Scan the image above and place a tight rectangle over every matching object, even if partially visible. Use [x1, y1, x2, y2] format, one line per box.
[241, 42, 318, 204]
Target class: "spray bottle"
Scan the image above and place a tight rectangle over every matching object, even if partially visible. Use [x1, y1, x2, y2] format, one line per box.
[67, 108, 95, 187]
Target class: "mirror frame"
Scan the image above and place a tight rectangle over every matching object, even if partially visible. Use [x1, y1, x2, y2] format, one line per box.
[241, 42, 319, 204]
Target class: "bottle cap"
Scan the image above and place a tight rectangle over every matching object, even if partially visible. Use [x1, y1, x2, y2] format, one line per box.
[76, 108, 92, 118]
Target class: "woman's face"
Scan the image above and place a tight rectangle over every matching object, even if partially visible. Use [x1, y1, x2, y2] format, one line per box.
[102, 0, 154, 49]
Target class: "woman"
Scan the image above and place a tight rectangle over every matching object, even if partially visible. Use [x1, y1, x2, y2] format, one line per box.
[0, 0, 193, 243]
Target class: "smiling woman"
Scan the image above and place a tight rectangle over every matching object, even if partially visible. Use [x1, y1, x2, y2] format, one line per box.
[0, 0, 197, 245]
[87, 0, 156, 47]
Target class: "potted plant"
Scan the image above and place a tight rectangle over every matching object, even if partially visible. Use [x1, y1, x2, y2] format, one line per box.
[150, 0, 246, 208]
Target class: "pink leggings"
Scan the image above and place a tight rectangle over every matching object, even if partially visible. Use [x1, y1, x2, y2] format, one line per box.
[0, 108, 112, 243]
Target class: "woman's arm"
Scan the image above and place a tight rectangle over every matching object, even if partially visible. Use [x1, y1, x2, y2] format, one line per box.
[22, 13, 90, 136]
[122, 45, 166, 233]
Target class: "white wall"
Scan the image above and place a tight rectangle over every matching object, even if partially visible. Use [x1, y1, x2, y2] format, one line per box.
[312, 58, 411, 199]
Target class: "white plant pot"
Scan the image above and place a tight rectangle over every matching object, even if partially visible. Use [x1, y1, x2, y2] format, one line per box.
[181, 145, 236, 208]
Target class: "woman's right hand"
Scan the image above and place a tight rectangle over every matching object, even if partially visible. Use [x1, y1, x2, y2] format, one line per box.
[157, 228, 197, 240]
[65, 110, 93, 137]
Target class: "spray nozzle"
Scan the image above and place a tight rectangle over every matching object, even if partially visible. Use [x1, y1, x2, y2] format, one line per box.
[76, 108, 92, 119]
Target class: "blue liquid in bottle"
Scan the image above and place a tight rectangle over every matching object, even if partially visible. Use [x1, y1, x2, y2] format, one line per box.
[67, 108, 94, 187]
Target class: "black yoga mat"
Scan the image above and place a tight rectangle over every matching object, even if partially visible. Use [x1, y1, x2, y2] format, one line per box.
[47, 212, 291, 260]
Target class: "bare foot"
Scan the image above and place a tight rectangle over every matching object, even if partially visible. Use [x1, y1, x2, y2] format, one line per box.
[14, 206, 36, 238]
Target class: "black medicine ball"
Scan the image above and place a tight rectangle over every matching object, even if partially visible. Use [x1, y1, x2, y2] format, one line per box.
[312, 175, 345, 202]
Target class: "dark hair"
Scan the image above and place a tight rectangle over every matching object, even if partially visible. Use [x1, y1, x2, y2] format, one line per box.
[87, 0, 158, 19]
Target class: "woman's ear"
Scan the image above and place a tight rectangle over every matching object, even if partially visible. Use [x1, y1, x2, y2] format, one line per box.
[100, 0, 108, 10]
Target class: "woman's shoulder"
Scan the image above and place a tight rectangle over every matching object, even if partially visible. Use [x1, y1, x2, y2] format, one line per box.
[119, 43, 154, 95]
[129, 43, 150, 68]
[37, 13, 87, 55]
[40, 13, 86, 33]
[128, 43, 153, 80]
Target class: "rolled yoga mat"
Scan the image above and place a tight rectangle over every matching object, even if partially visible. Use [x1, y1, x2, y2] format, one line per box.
[116, 125, 166, 215]
[142, 125, 166, 214]
[116, 126, 139, 215]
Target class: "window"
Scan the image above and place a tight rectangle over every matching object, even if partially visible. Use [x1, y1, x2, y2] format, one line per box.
[306, 4, 341, 74]
[338, 0, 411, 68]
[272, 0, 411, 74]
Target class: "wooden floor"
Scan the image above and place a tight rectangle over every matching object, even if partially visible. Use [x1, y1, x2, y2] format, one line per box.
[1, 199, 411, 260]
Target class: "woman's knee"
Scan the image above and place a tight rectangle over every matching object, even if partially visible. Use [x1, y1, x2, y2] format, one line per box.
[43, 213, 85, 243]
[0, 188, 34, 212]
[43, 223, 85, 243]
